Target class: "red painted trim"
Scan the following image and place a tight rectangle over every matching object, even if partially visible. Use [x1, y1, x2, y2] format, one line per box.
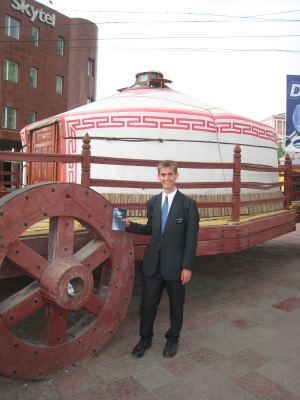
[63, 110, 277, 143]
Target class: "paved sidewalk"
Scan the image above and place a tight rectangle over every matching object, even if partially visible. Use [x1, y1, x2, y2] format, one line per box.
[1, 225, 300, 400]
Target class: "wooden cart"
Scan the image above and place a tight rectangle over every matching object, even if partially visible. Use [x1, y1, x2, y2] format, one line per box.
[0, 136, 299, 379]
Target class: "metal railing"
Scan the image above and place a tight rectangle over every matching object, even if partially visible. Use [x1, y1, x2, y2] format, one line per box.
[0, 133, 297, 222]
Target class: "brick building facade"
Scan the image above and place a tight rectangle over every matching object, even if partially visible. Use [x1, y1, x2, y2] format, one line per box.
[0, 0, 98, 152]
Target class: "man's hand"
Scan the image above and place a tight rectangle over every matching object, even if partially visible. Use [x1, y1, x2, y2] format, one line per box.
[122, 218, 130, 228]
[181, 268, 192, 285]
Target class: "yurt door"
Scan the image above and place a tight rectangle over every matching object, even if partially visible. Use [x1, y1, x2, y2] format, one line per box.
[28, 124, 60, 184]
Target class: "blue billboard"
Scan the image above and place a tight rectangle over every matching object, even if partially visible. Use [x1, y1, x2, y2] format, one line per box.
[286, 75, 300, 152]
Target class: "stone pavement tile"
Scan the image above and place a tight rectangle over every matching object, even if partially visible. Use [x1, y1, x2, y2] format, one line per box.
[234, 371, 299, 400]
[228, 324, 280, 348]
[252, 333, 300, 364]
[203, 333, 249, 357]
[160, 354, 200, 377]
[289, 352, 300, 371]
[287, 379, 300, 399]
[183, 310, 219, 330]
[265, 265, 299, 291]
[132, 365, 176, 390]
[207, 320, 244, 341]
[152, 379, 201, 400]
[184, 294, 214, 312]
[152, 321, 170, 338]
[84, 352, 159, 387]
[210, 303, 251, 322]
[256, 360, 299, 387]
[171, 329, 211, 354]
[196, 382, 258, 400]
[211, 358, 252, 381]
[90, 349, 115, 364]
[128, 392, 161, 400]
[84, 358, 131, 385]
[272, 279, 300, 293]
[183, 364, 228, 393]
[235, 307, 284, 325]
[103, 334, 135, 359]
[124, 309, 140, 324]
[126, 293, 140, 314]
[0, 381, 62, 400]
[59, 386, 110, 400]
[229, 317, 259, 330]
[102, 376, 154, 400]
[0, 375, 28, 395]
[114, 314, 140, 338]
[53, 367, 98, 398]
[277, 308, 300, 334]
[267, 388, 300, 400]
[186, 346, 226, 366]
[272, 297, 300, 313]
[231, 348, 271, 369]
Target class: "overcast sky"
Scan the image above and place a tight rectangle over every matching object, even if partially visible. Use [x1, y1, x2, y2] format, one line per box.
[40, 0, 300, 122]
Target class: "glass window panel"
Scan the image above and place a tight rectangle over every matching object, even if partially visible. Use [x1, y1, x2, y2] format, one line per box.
[30, 68, 38, 88]
[88, 59, 93, 76]
[29, 112, 37, 124]
[32, 26, 39, 46]
[3, 59, 18, 82]
[56, 76, 63, 94]
[57, 37, 64, 56]
[5, 15, 20, 39]
[2, 107, 17, 129]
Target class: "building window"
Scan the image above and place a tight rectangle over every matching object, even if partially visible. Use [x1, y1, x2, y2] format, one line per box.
[88, 59, 94, 76]
[29, 112, 37, 124]
[30, 68, 38, 88]
[57, 37, 64, 56]
[277, 121, 282, 131]
[5, 15, 20, 39]
[87, 97, 93, 104]
[3, 59, 19, 83]
[32, 26, 39, 46]
[2, 107, 17, 129]
[56, 76, 63, 94]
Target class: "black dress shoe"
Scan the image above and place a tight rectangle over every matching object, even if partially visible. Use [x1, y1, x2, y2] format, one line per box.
[163, 341, 178, 358]
[132, 340, 152, 358]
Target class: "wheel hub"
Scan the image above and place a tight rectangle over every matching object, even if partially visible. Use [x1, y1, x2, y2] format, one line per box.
[40, 257, 93, 311]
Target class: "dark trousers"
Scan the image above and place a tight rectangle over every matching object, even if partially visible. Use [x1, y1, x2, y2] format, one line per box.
[139, 265, 185, 344]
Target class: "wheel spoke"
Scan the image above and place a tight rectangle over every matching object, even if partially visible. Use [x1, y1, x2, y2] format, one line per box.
[48, 216, 75, 260]
[6, 240, 49, 280]
[74, 239, 111, 271]
[40, 304, 68, 346]
[0, 281, 44, 328]
[83, 292, 106, 316]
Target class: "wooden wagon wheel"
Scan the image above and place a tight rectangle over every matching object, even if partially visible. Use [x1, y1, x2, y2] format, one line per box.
[0, 183, 135, 380]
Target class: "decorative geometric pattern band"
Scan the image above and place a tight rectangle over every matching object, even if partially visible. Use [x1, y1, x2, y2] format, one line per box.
[64, 113, 277, 142]
[62, 111, 277, 183]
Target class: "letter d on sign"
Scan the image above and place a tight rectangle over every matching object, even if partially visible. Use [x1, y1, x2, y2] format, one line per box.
[289, 83, 300, 98]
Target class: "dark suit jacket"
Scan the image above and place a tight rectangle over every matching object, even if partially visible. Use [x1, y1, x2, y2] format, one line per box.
[126, 190, 199, 280]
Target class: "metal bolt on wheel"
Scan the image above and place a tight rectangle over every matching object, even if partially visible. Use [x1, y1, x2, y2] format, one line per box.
[0, 183, 135, 379]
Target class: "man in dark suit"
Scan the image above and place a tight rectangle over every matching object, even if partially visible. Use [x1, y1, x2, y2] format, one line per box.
[124, 160, 199, 358]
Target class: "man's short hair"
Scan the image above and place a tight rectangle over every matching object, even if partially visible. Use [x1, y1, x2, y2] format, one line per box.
[157, 160, 178, 174]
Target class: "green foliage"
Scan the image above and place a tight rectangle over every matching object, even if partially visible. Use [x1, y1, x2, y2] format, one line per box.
[277, 142, 286, 162]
